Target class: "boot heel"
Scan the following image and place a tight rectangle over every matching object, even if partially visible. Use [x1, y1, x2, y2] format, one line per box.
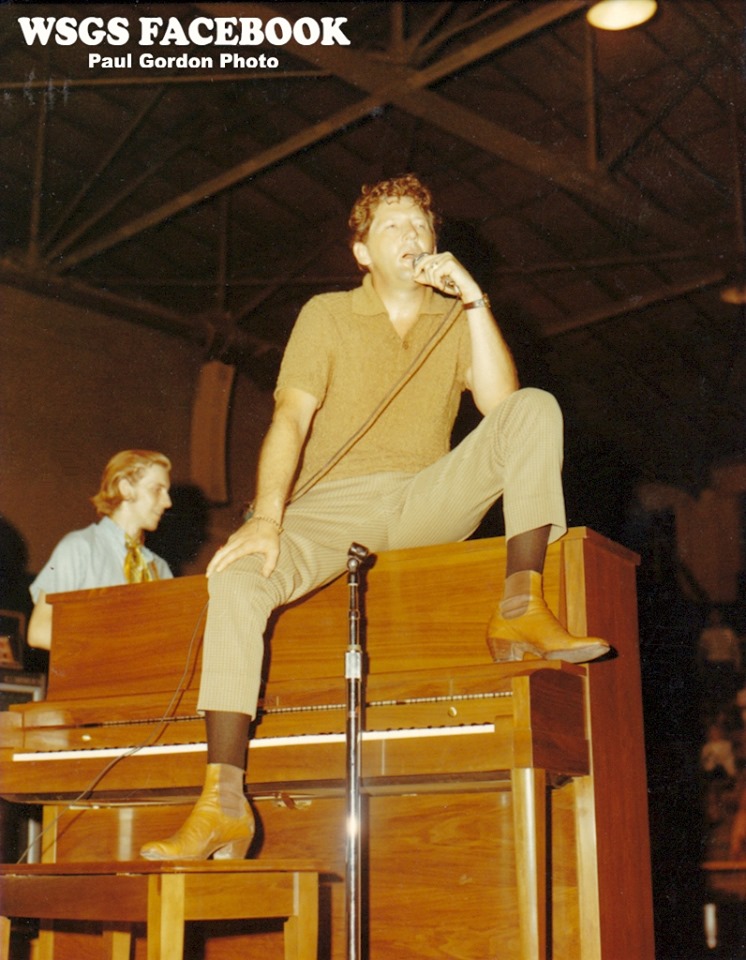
[212, 837, 251, 860]
[486, 637, 541, 662]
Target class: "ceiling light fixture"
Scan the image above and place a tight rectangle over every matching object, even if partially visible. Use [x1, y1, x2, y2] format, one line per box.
[586, 1, 658, 30]
[720, 273, 746, 306]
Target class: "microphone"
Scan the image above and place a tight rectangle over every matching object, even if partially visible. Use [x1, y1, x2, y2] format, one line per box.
[412, 252, 459, 294]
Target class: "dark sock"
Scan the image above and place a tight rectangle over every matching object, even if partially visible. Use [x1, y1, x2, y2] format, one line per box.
[206, 710, 251, 768]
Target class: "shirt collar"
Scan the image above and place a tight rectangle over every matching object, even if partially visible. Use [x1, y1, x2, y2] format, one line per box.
[351, 272, 454, 318]
[99, 515, 132, 549]
[100, 515, 154, 557]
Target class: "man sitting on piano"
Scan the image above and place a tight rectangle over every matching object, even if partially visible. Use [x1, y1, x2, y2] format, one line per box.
[140, 174, 609, 862]
[28, 449, 173, 650]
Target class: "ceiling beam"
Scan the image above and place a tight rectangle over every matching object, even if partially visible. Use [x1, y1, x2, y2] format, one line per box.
[27, 86, 48, 266]
[41, 88, 165, 254]
[408, 0, 521, 64]
[0, 256, 206, 342]
[56, 0, 701, 277]
[55, 1, 589, 270]
[0, 255, 279, 356]
[600, 45, 727, 187]
[257, 2, 698, 246]
[1, 69, 326, 91]
[57, 90, 388, 270]
[541, 270, 726, 337]
[46, 141, 185, 262]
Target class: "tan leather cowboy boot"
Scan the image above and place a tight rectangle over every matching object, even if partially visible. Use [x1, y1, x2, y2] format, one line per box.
[487, 571, 610, 663]
[140, 763, 255, 860]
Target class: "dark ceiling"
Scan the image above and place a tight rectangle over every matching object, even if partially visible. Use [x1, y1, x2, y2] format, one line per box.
[2, 0, 744, 506]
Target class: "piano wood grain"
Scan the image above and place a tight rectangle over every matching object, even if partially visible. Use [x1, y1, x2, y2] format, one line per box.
[0, 528, 654, 960]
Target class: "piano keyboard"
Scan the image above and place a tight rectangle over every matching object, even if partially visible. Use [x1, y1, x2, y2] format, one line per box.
[13, 722, 497, 763]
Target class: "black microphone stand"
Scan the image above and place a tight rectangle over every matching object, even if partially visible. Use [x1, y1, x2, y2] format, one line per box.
[345, 542, 370, 960]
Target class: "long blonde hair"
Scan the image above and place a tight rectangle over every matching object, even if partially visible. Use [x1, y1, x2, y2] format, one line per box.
[90, 450, 171, 517]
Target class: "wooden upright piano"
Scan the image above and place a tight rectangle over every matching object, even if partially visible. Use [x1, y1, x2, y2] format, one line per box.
[0, 528, 654, 959]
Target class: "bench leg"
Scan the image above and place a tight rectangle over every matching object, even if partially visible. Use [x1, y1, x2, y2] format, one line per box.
[102, 926, 133, 960]
[283, 873, 319, 960]
[36, 927, 54, 960]
[512, 767, 548, 960]
[147, 874, 185, 960]
[573, 776, 602, 960]
[0, 916, 9, 960]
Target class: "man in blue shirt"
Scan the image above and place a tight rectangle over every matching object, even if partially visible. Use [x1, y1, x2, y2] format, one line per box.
[28, 449, 173, 649]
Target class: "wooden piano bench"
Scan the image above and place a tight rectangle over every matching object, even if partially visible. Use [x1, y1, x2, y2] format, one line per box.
[0, 859, 322, 960]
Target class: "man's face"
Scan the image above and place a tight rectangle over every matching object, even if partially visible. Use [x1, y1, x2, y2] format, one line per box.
[353, 196, 435, 281]
[122, 464, 172, 533]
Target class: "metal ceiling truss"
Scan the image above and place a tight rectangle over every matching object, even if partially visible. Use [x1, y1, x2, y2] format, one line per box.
[0, 1, 736, 351]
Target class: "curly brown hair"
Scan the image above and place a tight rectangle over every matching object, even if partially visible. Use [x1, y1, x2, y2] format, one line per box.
[348, 173, 440, 247]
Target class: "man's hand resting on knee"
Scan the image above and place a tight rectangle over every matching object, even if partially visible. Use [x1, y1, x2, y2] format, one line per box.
[206, 517, 281, 578]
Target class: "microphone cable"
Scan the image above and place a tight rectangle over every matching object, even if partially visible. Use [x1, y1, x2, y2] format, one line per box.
[14, 599, 209, 864]
[14, 290, 464, 860]
[289, 294, 463, 504]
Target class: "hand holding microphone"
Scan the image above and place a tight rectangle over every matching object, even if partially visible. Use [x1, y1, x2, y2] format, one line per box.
[412, 251, 488, 310]
[412, 251, 465, 298]
[413, 251, 459, 294]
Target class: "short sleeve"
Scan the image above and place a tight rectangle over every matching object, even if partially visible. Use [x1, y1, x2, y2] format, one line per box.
[275, 296, 338, 407]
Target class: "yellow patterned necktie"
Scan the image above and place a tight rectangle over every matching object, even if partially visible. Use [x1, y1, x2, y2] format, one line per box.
[124, 535, 156, 584]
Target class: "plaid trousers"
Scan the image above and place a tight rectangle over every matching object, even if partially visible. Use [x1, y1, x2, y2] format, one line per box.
[197, 387, 566, 716]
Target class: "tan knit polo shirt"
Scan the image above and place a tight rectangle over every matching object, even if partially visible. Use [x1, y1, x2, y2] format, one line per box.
[276, 274, 472, 495]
